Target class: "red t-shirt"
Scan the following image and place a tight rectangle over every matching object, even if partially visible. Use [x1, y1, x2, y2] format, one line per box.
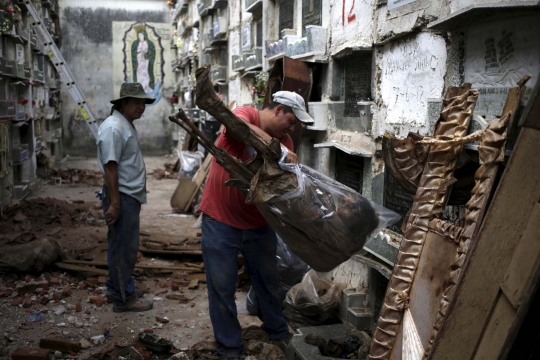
[199, 106, 294, 229]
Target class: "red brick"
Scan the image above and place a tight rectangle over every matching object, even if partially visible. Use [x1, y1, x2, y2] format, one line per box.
[39, 338, 81, 353]
[11, 347, 51, 360]
[22, 297, 32, 308]
[143, 328, 153, 334]
[61, 287, 72, 297]
[171, 282, 179, 291]
[88, 296, 107, 306]
[75, 303, 82, 312]
[78, 282, 88, 290]
[12, 297, 24, 306]
[97, 276, 107, 284]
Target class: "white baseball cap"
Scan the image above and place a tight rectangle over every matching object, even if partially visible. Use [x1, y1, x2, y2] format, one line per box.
[272, 91, 314, 124]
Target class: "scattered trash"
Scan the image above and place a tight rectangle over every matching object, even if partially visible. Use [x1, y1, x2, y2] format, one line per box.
[137, 332, 173, 353]
[26, 312, 44, 323]
[90, 335, 105, 345]
[283, 270, 347, 329]
[155, 316, 169, 324]
[53, 305, 66, 316]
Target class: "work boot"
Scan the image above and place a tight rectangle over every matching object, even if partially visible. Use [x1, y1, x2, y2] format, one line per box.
[107, 288, 145, 301]
[113, 296, 153, 313]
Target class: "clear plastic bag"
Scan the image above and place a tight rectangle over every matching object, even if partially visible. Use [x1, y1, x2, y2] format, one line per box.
[177, 150, 203, 179]
[282, 269, 347, 329]
[256, 155, 400, 272]
[246, 235, 310, 315]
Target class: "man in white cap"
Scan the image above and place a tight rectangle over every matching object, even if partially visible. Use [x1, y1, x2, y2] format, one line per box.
[198, 91, 314, 360]
[96, 82, 155, 312]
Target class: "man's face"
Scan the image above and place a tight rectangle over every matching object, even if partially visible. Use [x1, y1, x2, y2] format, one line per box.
[122, 98, 146, 121]
[269, 105, 299, 139]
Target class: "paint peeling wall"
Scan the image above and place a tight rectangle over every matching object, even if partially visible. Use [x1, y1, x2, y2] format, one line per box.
[59, 0, 173, 156]
[374, 32, 447, 138]
[448, 0, 536, 14]
[330, 0, 375, 55]
[375, 0, 444, 44]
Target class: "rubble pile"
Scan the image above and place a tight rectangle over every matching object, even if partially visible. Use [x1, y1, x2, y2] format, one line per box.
[153, 161, 180, 180]
[47, 168, 103, 186]
[0, 197, 104, 237]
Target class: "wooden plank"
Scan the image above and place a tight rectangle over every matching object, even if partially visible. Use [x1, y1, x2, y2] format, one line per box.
[61, 259, 203, 272]
[500, 203, 540, 308]
[138, 246, 203, 256]
[54, 262, 109, 276]
[473, 292, 516, 360]
[183, 154, 213, 213]
[170, 177, 198, 211]
[430, 128, 540, 360]
[406, 230, 458, 352]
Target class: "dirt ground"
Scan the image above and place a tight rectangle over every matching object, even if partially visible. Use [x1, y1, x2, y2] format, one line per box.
[0, 156, 262, 359]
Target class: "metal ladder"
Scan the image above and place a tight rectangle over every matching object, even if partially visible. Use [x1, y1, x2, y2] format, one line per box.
[23, 0, 99, 137]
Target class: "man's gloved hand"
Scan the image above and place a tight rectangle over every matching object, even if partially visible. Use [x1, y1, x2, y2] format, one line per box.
[106, 205, 120, 225]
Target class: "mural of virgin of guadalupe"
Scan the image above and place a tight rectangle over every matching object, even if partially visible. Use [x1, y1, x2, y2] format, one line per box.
[131, 30, 156, 93]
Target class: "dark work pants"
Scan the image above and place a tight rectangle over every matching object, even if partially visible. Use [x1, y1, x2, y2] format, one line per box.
[201, 214, 290, 359]
[102, 191, 140, 306]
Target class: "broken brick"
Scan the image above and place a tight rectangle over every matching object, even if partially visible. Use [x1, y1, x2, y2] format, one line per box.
[16, 281, 49, 295]
[22, 297, 32, 308]
[11, 347, 52, 360]
[78, 282, 88, 290]
[97, 276, 107, 284]
[39, 338, 81, 353]
[88, 296, 107, 306]
[12, 297, 24, 306]
[171, 282, 179, 291]
[75, 303, 82, 312]
[61, 287, 72, 297]
[143, 328, 153, 334]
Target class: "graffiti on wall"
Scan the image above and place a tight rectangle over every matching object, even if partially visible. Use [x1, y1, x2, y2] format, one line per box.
[122, 22, 165, 105]
[464, 16, 539, 116]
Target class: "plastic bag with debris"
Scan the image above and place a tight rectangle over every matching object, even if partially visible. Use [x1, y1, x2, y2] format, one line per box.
[256, 148, 401, 272]
[177, 150, 203, 180]
[246, 235, 310, 315]
[282, 270, 347, 329]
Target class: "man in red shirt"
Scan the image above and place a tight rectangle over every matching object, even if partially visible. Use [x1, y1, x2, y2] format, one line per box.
[199, 91, 314, 360]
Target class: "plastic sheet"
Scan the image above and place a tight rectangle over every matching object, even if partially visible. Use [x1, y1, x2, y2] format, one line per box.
[177, 150, 203, 179]
[256, 159, 400, 272]
[246, 235, 310, 315]
[282, 270, 347, 329]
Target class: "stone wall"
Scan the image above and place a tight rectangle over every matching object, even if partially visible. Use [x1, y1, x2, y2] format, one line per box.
[59, 0, 174, 156]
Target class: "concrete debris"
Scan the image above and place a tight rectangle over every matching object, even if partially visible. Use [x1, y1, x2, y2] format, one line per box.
[53, 305, 66, 316]
[47, 168, 103, 186]
[129, 346, 144, 360]
[90, 335, 105, 345]
[79, 339, 91, 349]
[170, 351, 189, 360]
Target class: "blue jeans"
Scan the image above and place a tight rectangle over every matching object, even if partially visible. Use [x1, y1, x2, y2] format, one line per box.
[202, 214, 290, 358]
[101, 191, 141, 306]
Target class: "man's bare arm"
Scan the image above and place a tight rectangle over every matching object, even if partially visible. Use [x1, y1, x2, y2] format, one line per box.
[104, 161, 121, 224]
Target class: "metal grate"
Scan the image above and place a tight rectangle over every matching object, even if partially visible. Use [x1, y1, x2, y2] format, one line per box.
[335, 150, 363, 193]
[344, 52, 372, 117]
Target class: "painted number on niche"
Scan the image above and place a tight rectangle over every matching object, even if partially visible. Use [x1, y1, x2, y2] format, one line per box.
[342, 0, 356, 26]
[340, 134, 352, 143]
